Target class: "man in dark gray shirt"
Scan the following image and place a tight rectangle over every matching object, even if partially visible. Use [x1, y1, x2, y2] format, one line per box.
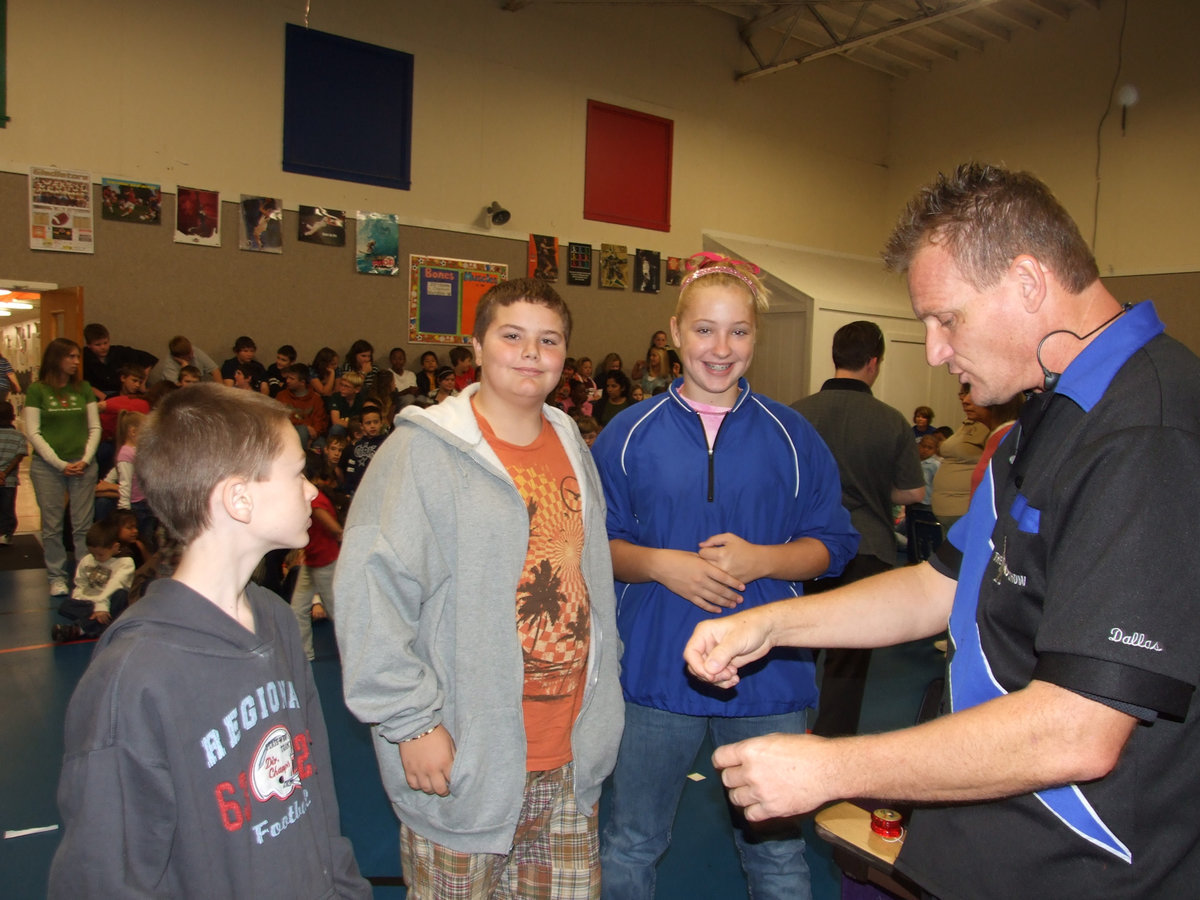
[792, 321, 925, 735]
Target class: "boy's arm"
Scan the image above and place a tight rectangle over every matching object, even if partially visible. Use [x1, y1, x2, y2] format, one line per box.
[335, 521, 447, 738]
[334, 439, 450, 744]
[50, 663, 178, 899]
[1, 447, 25, 480]
[50, 744, 177, 896]
[312, 506, 342, 541]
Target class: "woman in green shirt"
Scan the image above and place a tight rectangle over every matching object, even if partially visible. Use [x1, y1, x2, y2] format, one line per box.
[24, 338, 100, 596]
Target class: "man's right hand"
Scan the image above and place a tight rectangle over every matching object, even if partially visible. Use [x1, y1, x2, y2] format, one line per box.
[398, 724, 456, 796]
[684, 607, 776, 688]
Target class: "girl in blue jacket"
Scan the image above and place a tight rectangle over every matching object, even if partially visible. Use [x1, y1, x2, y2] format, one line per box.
[592, 253, 857, 900]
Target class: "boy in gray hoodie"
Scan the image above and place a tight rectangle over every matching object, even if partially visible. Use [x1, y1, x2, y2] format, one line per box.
[335, 278, 623, 898]
[49, 384, 370, 899]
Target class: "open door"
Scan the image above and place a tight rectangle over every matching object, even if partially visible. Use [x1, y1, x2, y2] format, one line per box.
[40, 286, 84, 345]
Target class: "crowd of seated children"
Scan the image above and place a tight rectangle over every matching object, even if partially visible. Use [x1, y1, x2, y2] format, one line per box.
[220, 335, 268, 391]
[47, 322, 688, 566]
[262, 344, 297, 397]
[52, 519, 134, 642]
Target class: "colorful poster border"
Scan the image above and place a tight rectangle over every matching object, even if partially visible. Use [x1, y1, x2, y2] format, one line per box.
[409, 254, 508, 344]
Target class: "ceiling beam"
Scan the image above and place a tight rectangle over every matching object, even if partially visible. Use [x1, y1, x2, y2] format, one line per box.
[736, 0, 1003, 81]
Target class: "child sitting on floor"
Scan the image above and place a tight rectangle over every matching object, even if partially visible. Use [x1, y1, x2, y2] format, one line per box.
[52, 519, 135, 642]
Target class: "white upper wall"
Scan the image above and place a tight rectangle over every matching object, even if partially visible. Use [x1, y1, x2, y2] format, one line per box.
[1, 0, 892, 259]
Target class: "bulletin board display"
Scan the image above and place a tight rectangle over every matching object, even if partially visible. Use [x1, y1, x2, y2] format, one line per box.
[409, 254, 508, 344]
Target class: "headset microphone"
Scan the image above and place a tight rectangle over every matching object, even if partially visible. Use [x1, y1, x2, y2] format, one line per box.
[1035, 302, 1131, 393]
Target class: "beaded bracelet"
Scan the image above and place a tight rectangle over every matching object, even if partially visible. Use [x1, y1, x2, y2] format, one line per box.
[401, 725, 438, 743]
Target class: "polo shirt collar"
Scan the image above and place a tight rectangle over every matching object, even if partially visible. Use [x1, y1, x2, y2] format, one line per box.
[820, 377, 872, 395]
[1055, 300, 1163, 412]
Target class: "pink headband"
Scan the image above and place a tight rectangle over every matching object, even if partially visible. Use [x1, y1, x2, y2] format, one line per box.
[679, 264, 760, 302]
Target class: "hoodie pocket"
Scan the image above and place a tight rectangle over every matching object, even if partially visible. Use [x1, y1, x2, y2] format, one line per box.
[421, 708, 526, 834]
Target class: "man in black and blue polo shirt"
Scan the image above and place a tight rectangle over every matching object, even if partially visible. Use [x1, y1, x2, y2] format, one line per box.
[681, 162, 1200, 899]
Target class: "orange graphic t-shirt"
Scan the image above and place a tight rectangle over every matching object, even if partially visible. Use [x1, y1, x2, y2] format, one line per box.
[476, 410, 591, 771]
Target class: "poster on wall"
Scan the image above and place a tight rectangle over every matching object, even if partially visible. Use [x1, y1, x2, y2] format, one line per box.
[356, 211, 400, 275]
[528, 234, 559, 281]
[409, 254, 508, 344]
[101, 178, 162, 224]
[567, 242, 592, 286]
[599, 243, 627, 290]
[298, 205, 346, 246]
[634, 249, 661, 293]
[29, 166, 94, 253]
[174, 186, 221, 246]
[239, 195, 283, 252]
[665, 256, 683, 286]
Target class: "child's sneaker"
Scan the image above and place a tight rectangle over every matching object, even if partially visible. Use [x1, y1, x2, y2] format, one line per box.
[0, 534, 10, 545]
[49, 577, 69, 596]
[52, 624, 83, 643]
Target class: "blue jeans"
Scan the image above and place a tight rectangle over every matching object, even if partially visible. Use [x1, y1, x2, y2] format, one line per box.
[29, 456, 97, 582]
[600, 702, 811, 900]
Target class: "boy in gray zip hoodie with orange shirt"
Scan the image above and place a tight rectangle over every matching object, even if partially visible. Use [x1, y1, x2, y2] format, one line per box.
[335, 278, 623, 898]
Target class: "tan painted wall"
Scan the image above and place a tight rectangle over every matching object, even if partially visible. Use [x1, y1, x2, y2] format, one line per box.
[886, 0, 1200, 277]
